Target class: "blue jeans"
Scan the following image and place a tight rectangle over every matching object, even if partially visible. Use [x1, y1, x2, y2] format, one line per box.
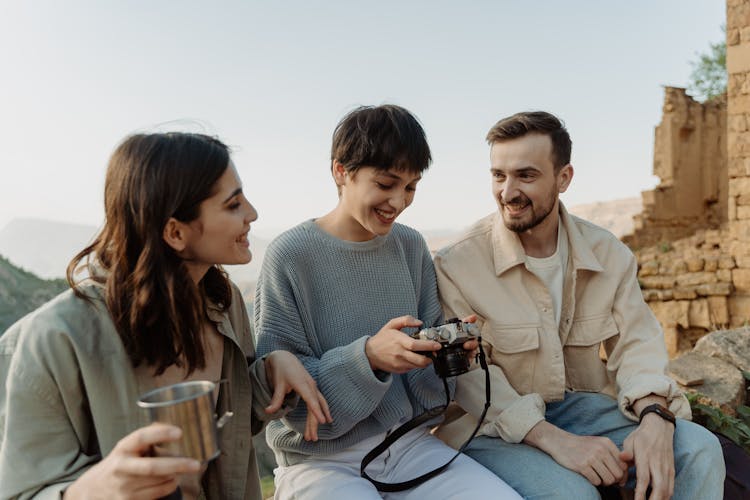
[464, 392, 725, 500]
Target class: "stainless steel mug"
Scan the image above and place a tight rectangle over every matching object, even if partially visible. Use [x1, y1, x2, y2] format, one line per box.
[137, 380, 233, 462]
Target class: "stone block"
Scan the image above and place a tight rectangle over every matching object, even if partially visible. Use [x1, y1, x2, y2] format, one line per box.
[649, 300, 690, 330]
[668, 352, 745, 409]
[729, 295, 750, 326]
[688, 299, 710, 329]
[728, 42, 750, 74]
[704, 257, 719, 272]
[639, 275, 675, 290]
[719, 255, 737, 269]
[730, 220, 750, 241]
[708, 296, 730, 326]
[663, 325, 678, 358]
[730, 113, 749, 132]
[641, 289, 659, 301]
[738, 205, 750, 220]
[638, 260, 659, 277]
[729, 28, 741, 47]
[729, 176, 750, 197]
[733, 268, 750, 291]
[694, 327, 750, 373]
[696, 282, 733, 296]
[674, 287, 698, 300]
[657, 289, 675, 301]
[685, 257, 704, 272]
[676, 272, 718, 287]
[735, 254, 750, 268]
[718, 269, 733, 282]
[670, 259, 688, 275]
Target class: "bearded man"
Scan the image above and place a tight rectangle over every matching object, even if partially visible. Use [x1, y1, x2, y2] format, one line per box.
[433, 111, 725, 500]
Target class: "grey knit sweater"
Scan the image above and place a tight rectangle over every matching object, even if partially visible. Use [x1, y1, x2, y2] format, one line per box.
[254, 219, 450, 466]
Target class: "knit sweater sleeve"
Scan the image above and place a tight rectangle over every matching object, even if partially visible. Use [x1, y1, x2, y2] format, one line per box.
[403, 234, 455, 410]
[254, 238, 393, 439]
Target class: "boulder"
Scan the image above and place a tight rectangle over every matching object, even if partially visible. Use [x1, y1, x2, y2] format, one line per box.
[694, 327, 750, 372]
[668, 352, 746, 409]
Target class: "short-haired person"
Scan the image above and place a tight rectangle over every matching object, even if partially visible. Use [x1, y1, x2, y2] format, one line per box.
[254, 105, 521, 499]
[0, 132, 330, 499]
[434, 111, 725, 500]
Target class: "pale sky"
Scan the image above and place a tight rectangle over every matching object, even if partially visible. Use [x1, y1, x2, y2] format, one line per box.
[0, 1, 726, 238]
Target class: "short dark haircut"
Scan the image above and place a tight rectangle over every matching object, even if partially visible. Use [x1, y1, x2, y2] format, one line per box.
[486, 111, 572, 171]
[330, 104, 431, 175]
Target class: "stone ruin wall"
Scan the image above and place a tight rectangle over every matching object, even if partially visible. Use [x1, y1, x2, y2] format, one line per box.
[625, 1, 750, 358]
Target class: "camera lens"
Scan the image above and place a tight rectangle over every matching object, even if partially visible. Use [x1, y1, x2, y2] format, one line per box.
[433, 344, 470, 377]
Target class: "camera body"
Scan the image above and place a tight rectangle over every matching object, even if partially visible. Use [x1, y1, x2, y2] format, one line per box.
[412, 318, 480, 377]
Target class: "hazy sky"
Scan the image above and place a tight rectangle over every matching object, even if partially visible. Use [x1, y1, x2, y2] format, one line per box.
[0, 1, 726, 238]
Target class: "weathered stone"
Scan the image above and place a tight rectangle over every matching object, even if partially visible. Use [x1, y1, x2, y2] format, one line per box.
[674, 287, 698, 300]
[704, 257, 719, 272]
[639, 275, 675, 290]
[685, 257, 705, 272]
[734, 254, 750, 268]
[696, 282, 733, 296]
[676, 272, 718, 287]
[708, 296, 730, 326]
[688, 299, 710, 329]
[718, 268, 733, 282]
[638, 260, 659, 277]
[641, 289, 659, 301]
[657, 289, 674, 301]
[719, 255, 737, 269]
[649, 300, 690, 330]
[668, 352, 745, 409]
[729, 28, 741, 47]
[670, 260, 688, 275]
[729, 295, 750, 327]
[738, 205, 750, 220]
[694, 327, 750, 372]
[733, 268, 750, 291]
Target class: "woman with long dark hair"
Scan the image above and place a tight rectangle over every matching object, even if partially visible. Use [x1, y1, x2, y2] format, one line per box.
[0, 132, 330, 499]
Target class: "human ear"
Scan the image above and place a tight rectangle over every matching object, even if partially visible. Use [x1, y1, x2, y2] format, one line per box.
[162, 217, 188, 252]
[557, 164, 574, 193]
[332, 160, 348, 186]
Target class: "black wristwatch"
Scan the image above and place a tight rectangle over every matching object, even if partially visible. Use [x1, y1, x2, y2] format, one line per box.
[639, 403, 676, 426]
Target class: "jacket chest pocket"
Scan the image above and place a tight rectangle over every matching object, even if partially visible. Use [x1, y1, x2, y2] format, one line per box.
[564, 315, 619, 392]
[483, 323, 540, 395]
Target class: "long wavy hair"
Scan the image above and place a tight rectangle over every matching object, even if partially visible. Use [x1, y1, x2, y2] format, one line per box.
[67, 132, 233, 375]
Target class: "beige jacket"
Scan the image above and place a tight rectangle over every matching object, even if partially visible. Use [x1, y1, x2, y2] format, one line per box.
[0, 281, 286, 500]
[433, 205, 690, 446]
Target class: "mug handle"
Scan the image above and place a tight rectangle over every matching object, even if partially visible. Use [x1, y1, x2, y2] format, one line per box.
[214, 379, 233, 429]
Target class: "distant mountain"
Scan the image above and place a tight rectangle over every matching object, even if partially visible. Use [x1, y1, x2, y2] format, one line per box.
[0, 254, 69, 333]
[567, 197, 642, 238]
[0, 218, 98, 279]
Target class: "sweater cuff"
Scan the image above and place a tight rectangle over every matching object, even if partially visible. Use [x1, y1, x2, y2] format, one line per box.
[618, 373, 692, 422]
[249, 356, 299, 420]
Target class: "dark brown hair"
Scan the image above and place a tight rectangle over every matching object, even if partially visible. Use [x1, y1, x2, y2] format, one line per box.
[486, 111, 572, 171]
[67, 132, 233, 376]
[330, 104, 432, 175]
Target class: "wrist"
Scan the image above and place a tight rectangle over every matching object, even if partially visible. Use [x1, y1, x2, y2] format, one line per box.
[638, 403, 676, 427]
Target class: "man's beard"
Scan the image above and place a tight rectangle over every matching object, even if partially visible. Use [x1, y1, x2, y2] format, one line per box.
[500, 189, 557, 233]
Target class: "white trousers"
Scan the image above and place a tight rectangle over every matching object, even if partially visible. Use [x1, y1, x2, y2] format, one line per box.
[273, 425, 521, 499]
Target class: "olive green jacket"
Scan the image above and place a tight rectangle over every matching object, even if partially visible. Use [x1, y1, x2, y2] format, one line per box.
[0, 281, 283, 499]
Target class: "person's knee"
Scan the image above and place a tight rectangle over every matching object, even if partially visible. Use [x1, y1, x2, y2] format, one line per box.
[676, 421, 725, 475]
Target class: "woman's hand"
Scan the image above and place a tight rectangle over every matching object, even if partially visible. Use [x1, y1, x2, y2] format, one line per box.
[63, 423, 201, 500]
[264, 350, 333, 442]
[365, 315, 442, 374]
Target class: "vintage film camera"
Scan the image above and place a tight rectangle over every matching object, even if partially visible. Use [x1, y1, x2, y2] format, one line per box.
[412, 318, 480, 378]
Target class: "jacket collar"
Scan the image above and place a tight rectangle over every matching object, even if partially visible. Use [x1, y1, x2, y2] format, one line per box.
[491, 202, 604, 276]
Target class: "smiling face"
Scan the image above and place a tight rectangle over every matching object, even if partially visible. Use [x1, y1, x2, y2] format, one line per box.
[490, 133, 572, 235]
[173, 162, 258, 282]
[333, 162, 421, 241]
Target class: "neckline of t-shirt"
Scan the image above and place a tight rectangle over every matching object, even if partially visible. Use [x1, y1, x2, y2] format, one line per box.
[303, 219, 390, 251]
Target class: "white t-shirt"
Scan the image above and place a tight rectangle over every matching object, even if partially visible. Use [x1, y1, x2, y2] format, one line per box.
[525, 227, 568, 327]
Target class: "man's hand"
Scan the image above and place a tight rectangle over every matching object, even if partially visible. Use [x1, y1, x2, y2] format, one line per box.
[524, 420, 628, 486]
[621, 414, 675, 500]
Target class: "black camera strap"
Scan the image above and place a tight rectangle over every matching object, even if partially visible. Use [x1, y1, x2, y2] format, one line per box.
[360, 340, 491, 492]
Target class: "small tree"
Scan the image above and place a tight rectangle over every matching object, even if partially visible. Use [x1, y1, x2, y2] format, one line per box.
[688, 31, 727, 102]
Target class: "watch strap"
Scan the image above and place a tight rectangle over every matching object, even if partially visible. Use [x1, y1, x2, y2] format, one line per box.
[638, 403, 676, 426]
